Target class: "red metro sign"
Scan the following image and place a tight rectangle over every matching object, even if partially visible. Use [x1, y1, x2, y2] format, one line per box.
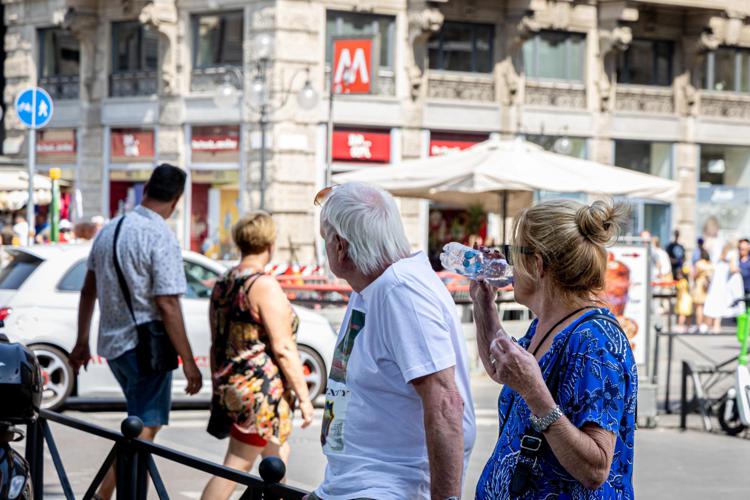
[332, 38, 375, 94]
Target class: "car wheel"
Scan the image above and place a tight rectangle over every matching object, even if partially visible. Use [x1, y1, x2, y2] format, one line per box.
[30, 345, 74, 411]
[298, 345, 326, 402]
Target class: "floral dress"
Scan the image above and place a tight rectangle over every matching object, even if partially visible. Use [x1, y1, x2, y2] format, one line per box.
[210, 268, 300, 445]
[476, 308, 638, 499]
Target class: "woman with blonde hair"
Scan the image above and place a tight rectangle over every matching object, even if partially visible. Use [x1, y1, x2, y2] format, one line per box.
[472, 199, 637, 498]
[202, 211, 313, 499]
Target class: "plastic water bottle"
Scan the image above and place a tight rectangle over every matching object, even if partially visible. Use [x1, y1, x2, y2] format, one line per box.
[440, 242, 513, 287]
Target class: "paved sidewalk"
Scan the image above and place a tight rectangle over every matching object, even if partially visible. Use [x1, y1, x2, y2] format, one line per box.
[33, 376, 750, 499]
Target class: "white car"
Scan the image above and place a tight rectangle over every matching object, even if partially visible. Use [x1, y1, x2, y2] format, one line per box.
[0, 244, 336, 410]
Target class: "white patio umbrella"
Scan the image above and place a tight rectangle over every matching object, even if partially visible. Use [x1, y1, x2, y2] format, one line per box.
[333, 137, 679, 241]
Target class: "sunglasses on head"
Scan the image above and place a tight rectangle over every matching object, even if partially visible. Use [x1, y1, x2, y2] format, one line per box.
[314, 185, 339, 207]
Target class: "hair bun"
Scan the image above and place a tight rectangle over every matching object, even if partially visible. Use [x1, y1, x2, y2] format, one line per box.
[575, 200, 629, 246]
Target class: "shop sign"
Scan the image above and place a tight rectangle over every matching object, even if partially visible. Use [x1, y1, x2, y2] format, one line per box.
[429, 133, 488, 157]
[37, 140, 75, 155]
[36, 129, 77, 164]
[111, 129, 155, 161]
[109, 169, 153, 182]
[191, 169, 239, 184]
[332, 38, 375, 94]
[332, 129, 390, 163]
[605, 245, 650, 365]
[191, 126, 240, 153]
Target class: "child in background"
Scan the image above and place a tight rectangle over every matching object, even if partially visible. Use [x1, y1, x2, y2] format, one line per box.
[675, 263, 693, 332]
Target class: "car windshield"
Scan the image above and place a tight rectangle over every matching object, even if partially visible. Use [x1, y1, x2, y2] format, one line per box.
[184, 260, 220, 299]
[58, 260, 88, 292]
[0, 252, 43, 290]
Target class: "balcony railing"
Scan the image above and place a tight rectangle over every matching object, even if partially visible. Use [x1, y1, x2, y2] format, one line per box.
[615, 85, 674, 114]
[191, 65, 244, 93]
[110, 70, 158, 97]
[699, 91, 750, 120]
[39, 75, 79, 100]
[524, 80, 586, 109]
[426, 71, 495, 102]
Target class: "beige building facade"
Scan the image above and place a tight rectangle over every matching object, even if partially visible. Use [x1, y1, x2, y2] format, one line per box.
[4, 0, 750, 263]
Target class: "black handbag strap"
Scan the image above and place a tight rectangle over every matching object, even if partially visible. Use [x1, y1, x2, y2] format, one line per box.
[112, 216, 138, 326]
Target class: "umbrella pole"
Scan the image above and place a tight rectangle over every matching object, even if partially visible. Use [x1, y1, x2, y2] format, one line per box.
[501, 190, 508, 245]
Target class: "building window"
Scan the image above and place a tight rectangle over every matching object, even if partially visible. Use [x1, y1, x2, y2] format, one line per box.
[193, 11, 243, 68]
[617, 39, 674, 86]
[703, 47, 750, 92]
[326, 11, 395, 69]
[523, 31, 585, 82]
[614, 140, 673, 178]
[38, 28, 80, 99]
[428, 21, 494, 73]
[110, 21, 158, 96]
[698, 144, 750, 241]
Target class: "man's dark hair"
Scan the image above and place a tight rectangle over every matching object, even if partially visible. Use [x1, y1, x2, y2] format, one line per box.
[740, 238, 750, 245]
[143, 164, 186, 202]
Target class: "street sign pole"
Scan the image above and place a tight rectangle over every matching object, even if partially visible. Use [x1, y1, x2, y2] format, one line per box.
[27, 127, 36, 245]
[16, 87, 53, 246]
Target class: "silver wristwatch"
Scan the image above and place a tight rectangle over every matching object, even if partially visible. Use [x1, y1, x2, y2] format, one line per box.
[530, 405, 563, 433]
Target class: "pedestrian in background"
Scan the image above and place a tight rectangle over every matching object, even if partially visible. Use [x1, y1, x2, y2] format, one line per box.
[472, 199, 637, 499]
[308, 182, 476, 500]
[691, 245, 712, 332]
[674, 263, 694, 332]
[666, 229, 686, 279]
[703, 241, 742, 332]
[202, 212, 314, 500]
[70, 164, 202, 500]
[738, 239, 750, 296]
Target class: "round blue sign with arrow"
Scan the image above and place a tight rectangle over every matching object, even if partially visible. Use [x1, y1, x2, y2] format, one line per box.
[15, 87, 54, 129]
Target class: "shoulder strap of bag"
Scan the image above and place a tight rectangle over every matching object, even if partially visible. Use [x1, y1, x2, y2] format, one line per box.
[546, 312, 622, 396]
[112, 216, 137, 325]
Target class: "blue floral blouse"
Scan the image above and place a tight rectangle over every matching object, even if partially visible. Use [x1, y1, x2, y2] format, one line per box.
[476, 308, 637, 499]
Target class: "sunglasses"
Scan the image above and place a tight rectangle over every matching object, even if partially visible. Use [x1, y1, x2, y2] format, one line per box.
[314, 185, 338, 207]
[497, 244, 534, 266]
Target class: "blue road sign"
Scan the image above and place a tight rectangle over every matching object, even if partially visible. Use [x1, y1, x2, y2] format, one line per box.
[15, 87, 54, 129]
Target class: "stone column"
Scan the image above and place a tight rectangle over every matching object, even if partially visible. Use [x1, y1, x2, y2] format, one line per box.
[262, 0, 321, 263]
[63, 5, 106, 220]
[400, 1, 444, 250]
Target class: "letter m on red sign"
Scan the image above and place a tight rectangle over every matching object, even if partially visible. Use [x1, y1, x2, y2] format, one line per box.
[333, 38, 374, 94]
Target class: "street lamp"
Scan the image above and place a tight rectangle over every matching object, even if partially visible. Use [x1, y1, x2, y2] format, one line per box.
[213, 34, 319, 211]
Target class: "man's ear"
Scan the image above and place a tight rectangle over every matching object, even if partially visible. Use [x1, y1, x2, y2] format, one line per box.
[336, 235, 349, 263]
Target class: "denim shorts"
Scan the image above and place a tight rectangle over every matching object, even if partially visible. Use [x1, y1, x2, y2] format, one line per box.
[108, 348, 172, 427]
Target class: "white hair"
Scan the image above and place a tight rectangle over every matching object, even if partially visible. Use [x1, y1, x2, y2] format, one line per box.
[321, 182, 412, 275]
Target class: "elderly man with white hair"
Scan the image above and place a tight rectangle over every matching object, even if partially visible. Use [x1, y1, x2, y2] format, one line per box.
[307, 182, 476, 500]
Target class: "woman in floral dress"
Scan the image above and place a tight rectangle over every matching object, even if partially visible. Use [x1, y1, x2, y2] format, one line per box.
[202, 212, 314, 500]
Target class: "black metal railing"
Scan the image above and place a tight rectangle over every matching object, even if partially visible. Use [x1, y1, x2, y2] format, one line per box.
[110, 71, 158, 97]
[26, 409, 307, 500]
[39, 75, 80, 100]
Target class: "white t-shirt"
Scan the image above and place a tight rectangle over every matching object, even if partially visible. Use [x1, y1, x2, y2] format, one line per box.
[316, 252, 476, 500]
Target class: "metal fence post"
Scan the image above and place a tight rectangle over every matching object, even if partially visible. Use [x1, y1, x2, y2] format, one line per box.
[116, 417, 143, 500]
[25, 417, 44, 500]
[680, 361, 689, 430]
[260, 457, 286, 499]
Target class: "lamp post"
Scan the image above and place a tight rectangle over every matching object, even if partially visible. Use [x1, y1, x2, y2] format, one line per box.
[213, 33, 319, 211]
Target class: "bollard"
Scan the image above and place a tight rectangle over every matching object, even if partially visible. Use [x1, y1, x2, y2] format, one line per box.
[116, 416, 144, 500]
